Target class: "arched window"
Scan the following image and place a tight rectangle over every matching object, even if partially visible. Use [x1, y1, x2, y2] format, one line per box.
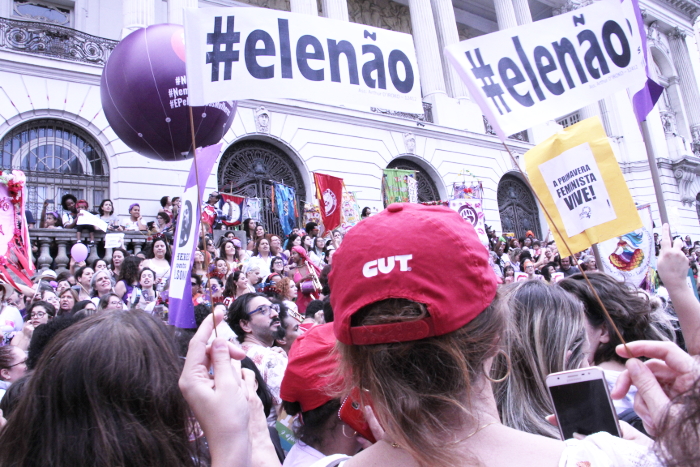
[0, 119, 110, 220]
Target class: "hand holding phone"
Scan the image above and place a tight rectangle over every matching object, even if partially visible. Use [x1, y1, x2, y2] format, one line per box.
[338, 387, 376, 443]
[547, 367, 621, 440]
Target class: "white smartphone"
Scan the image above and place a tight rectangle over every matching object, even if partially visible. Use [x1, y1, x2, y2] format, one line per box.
[546, 367, 621, 440]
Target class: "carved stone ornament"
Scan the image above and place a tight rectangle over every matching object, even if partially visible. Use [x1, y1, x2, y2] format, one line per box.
[403, 133, 416, 154]
[672, 157, 700, 206]
[660, 110, 677, 134]
[348, 0, 412, 34]
[254, 106, 270, 134]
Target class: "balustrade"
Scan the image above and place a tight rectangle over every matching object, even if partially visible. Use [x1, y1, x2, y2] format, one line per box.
[28, 229, 154, 274]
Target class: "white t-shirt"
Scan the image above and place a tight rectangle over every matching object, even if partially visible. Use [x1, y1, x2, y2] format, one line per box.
[604, 369, 637, 414]
[283, 441, 325, 467]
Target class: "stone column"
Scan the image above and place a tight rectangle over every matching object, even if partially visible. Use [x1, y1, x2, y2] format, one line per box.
[168, 0, 198, 25]
[87, 243, 100, 265]
[512, 0, 532, 25]
[409, 0, 447, 98]
[668, 27, 700, 149]
[493, 0, 518, 30]
[322, 0, 348, 21]
[122, 0, 155, 38]
[431, 0, 469, 99]
[290, 0, 319, 16]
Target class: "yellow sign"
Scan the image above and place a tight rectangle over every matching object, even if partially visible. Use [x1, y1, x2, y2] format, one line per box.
[524, 117, 641, 255]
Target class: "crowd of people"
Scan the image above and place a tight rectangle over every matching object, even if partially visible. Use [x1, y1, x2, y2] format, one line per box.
[0, 200, 699, 467]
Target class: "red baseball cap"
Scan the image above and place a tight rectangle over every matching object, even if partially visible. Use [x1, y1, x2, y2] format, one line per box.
[330, 203, 497, 345]
[280, 323, 341, 412]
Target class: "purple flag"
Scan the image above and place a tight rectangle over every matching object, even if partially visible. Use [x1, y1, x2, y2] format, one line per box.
[168, 143, 222, 328]
[628, 0, 664, 122]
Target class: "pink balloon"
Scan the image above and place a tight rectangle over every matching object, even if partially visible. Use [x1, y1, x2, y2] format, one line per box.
[70, 243, 89, 263]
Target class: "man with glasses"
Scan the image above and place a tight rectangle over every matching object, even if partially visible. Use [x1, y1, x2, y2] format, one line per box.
[227, 293, 286, 425]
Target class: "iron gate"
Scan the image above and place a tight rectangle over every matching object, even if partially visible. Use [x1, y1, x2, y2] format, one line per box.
[497, 174, 541, 240]
[217, 140, 306, 236]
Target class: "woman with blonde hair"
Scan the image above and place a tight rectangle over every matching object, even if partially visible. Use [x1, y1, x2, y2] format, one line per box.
[493, 280, 589, 438]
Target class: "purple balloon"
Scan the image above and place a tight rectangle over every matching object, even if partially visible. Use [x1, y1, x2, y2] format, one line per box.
[70, 243, 89, 263]
[100, 24, 237, 161]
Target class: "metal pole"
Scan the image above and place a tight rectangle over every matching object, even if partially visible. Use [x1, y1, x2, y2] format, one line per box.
[640, 120, 670, 226]
[591, 244, 604, 273]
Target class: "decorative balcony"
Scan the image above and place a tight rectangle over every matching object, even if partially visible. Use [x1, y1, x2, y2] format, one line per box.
[0, 17, 118, 66]
[29, 229, 155, 274]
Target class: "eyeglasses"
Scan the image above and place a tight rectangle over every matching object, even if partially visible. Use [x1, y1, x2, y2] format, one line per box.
[7, 358, 26, 368]
[247, 303, 279, 317]
[30, 311, 47, 319]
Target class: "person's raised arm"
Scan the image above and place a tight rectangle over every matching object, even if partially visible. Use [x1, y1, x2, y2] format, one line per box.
[179, 309, 251, 467]
[657, 223, 700, 355]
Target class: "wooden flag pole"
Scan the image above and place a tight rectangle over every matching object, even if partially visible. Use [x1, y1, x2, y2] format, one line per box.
[189, 106, 217, 337]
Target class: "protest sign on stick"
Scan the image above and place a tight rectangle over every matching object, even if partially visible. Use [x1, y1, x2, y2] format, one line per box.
[184, 7, 422, 113]
[444, 0, 646, 140]
[524, 117, 641, 254]
[168, 143, 222, 329]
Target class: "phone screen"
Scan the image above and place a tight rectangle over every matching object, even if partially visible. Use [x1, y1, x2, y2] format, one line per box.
[549, 379, 619, 440]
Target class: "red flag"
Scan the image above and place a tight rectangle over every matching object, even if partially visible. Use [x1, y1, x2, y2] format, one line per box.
[313, 173, 343, 231]
[219, 194, 245, 226]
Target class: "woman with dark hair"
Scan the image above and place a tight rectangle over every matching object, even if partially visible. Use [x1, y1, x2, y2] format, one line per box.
[57, 288, 77, 317]
[110, 247, 129, 278]
[502, 265, 515, 284]
[0, 345, 27, 400]
[155, 211, 172, 235]
[540, 262, 558, 283]
[223, 270, 250, 305]
[220, 240, 239, 272]
[141, 237, 172, 292]
[115, 256, 143, 304]
[91, 258, 109, 274]
[270, 256, 285, 276]
[97, 293, 124, 312]
[0, 311, 205, 467]
[361, 206, 371, 219]
[309, 237, 327, 269]
[251, 238, 272, 278]
[558, 272, 676, 414]
[284, 233, 301, 257]
[129, 268, 158, 313]
[269, 235, 287, 264]
[73, 266, 94, 302]
[70, 300, 96, 318]
[243, 218, 257, 249]
[98, 199, 121, 231]
[28, 300, 56, 326]
[60, 193, 78, 229]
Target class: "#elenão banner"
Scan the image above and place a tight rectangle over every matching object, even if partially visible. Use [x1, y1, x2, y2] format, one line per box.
[184, 7, 422, 113]
[524, 117, 641, 254]
[444, 0, 646, 140]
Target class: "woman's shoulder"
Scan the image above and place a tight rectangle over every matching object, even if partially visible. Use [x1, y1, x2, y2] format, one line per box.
[560, 432, 661, 467]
